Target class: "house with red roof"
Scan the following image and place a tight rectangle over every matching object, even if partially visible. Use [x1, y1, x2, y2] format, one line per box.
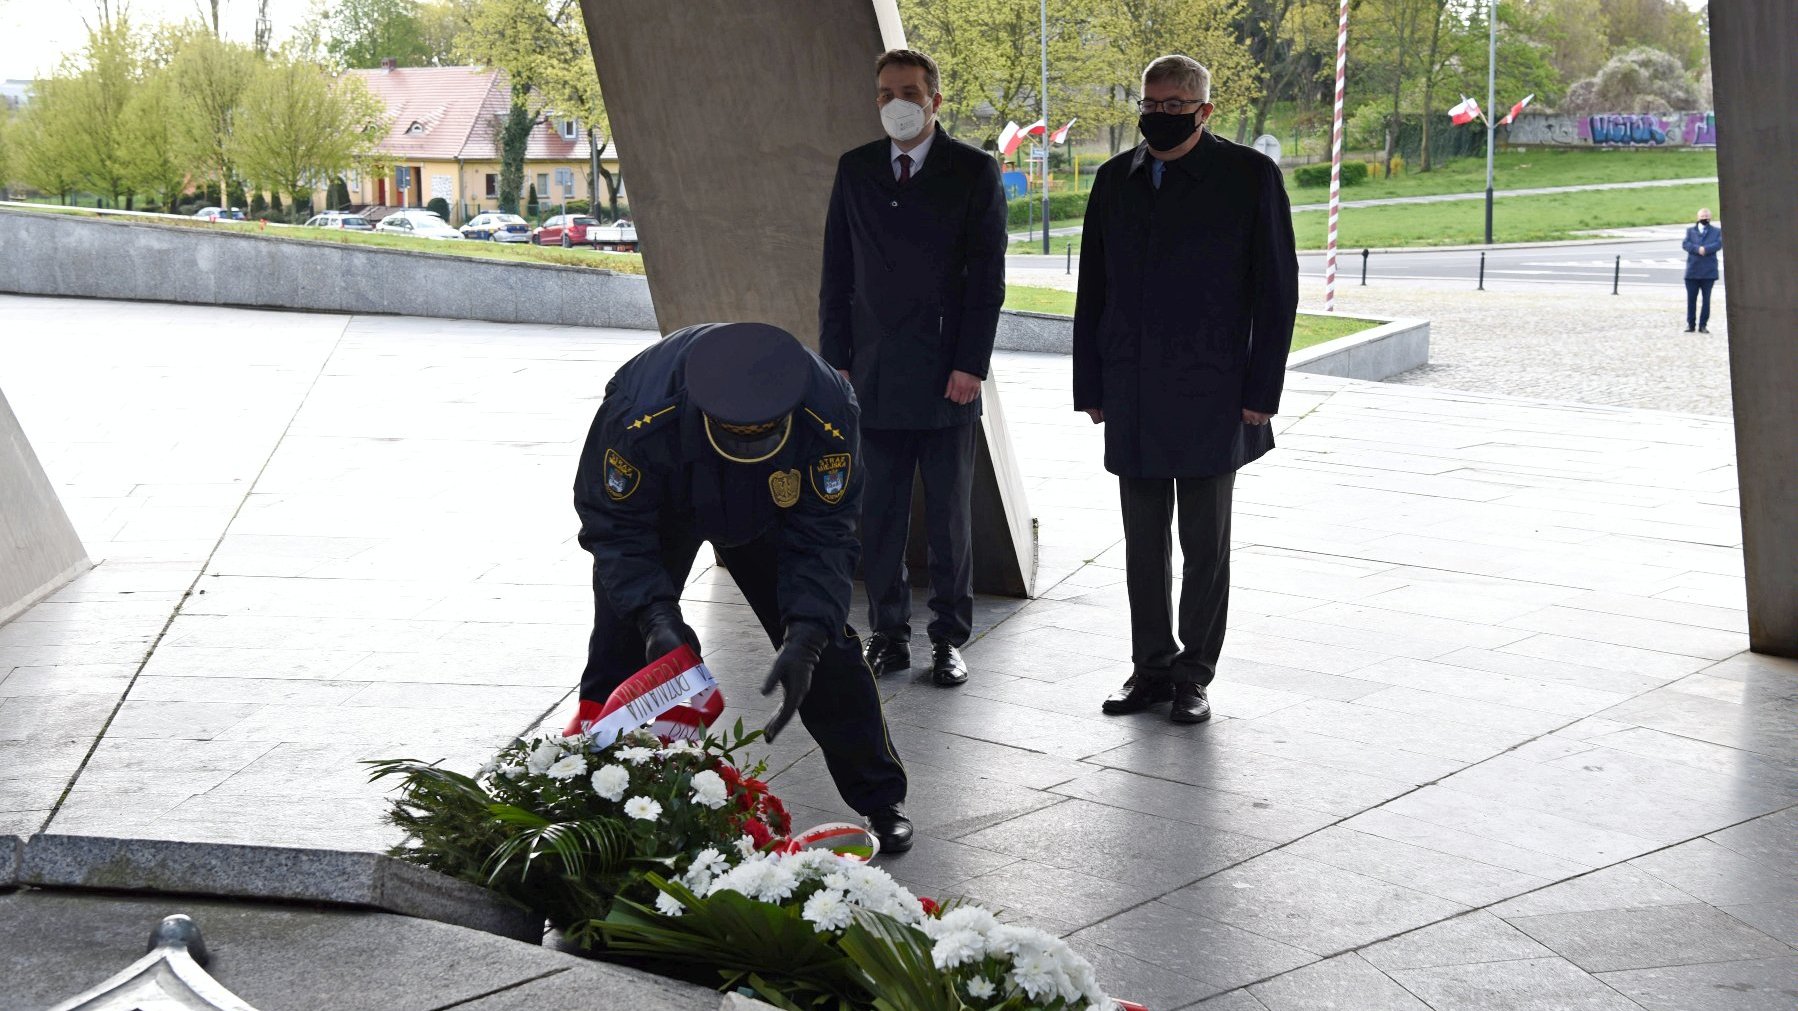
[341, 63, 622, 223]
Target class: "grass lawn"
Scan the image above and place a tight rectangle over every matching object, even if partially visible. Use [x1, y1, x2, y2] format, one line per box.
[6, 203, 647, 273]
[1291, 180, 1721, 249]
[1003, 284, 1374, 353]
[1285, 147, 1717, 202]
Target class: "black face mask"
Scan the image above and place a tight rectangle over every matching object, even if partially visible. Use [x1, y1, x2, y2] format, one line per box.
[1138, 111, 1199, 152]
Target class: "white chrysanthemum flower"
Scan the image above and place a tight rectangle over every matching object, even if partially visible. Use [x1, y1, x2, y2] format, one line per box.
[965, 976, 997, 1000]
[477, 759, 497, 778]
[688, 768, 729, 809]
[623, 796, 662, 821]
[801, 888, 853, 931]
[654, 889, 685, 916]
[590, 764, 629, 801]
[498, 763, 526, 779]
[734, 834, 759, 858]
[1008, 947, 1061, 1002]
[545, 754, 586, 780]
[931, 928, 987, 969]
[615, 746, 656, 765]
[938, 905, 1000, 936]
[526, 740, 562, 773]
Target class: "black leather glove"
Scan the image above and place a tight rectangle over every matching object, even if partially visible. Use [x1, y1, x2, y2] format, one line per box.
[635, 601, 697, 665]
[761, 622, 826, 742]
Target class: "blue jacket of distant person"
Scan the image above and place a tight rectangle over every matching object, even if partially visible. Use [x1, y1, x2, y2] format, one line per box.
[1682, 221, 1722, 281]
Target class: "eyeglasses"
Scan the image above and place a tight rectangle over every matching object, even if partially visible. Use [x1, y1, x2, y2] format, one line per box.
[1138, 98, 1203, 115]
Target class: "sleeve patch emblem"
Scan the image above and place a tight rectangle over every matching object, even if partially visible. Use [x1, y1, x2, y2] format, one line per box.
[769, 468, 802, 509]
[603, 448, 641, 501]
[810, 453, 852, 505]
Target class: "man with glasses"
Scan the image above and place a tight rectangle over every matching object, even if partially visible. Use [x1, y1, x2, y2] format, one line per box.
[819, 49, 1008, 689]
[1073, 55, 1298, 724]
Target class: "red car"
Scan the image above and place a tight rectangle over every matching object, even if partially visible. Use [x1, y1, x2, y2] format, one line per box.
[532, 214, 603, 247]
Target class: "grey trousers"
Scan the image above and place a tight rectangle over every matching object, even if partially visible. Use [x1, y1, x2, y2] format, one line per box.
[860, 423, 977, 646]
[1119, 472, 1235, 685]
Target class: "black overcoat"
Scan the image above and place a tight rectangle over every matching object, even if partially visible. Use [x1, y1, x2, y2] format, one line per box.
[1072, 131, 1298, 479]
[818, 126, 1008, 430]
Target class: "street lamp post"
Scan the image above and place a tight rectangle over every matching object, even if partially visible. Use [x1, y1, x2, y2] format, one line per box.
[1040, 0, 1051, 255]
[1484, 0, 1496, 244]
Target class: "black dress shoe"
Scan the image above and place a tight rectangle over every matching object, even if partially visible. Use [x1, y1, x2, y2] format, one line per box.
[864, 632, 909, 677]
[1171, 682, 1211, 724]
[1698, 326, 1710, 333]
[1684, 326, 1696, 332]
[1101, 673, 1173, 714]
[929, 639, 968, 686]
[866, 804, 913, 854]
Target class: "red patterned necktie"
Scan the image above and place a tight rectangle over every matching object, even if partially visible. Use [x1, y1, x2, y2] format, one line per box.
[898, 153, 912, 183]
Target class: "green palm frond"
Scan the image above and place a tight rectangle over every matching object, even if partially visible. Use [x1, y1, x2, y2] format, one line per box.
[838, 910, 963, 1011]
[484, 816, 631, 886]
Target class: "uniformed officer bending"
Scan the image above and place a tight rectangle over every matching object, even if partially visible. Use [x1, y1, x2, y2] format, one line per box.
[573, 322, 913, 852]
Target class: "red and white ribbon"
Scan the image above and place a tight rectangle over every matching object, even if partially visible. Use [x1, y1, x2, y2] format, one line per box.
[774, 821, 880, 862]
[564, 645, 722, 743]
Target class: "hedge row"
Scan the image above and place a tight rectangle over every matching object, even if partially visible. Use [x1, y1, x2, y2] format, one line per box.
[1006, 191, 1088, 229]
[1293, 161, 1372, 187]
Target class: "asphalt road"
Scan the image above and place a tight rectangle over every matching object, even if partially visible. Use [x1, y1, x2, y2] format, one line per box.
[1008, 229, 1716, 292]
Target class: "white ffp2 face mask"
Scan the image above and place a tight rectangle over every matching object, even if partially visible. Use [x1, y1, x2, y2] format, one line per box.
[881, 99, 930, 142]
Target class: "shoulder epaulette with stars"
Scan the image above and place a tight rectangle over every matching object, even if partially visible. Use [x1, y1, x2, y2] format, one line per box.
[801, 406, 847, 443]
[624, 402, 679, 432]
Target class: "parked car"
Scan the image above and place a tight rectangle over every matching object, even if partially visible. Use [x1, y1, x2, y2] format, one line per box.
[461, 213, 531, 242]
[532, 214, 604, 248]
[375, 209, 464, 240]
[192, 206, 246, 222]
[593, 221, 639, 252]
[303, 212, 375, 231]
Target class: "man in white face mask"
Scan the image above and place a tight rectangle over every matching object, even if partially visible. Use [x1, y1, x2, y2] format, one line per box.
[819, 49, 1008, 690]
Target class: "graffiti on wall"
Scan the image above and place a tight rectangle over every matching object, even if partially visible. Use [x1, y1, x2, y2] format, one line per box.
[1504, 111, 1717, 147]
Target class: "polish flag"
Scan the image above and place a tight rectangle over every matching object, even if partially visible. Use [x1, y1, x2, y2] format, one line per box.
[997, 120, 1025, 156]
[1022, 118, 1048, 137]
[1050, 118, 1078, 144]
[1500, 93, 1535, 126]
[1448, 96, 1481, 126]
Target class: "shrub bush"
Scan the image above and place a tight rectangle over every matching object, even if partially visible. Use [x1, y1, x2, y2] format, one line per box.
[249, 192, 268, 215]
[1293, 161, 1369, 187]
[426, 196, 450, 219]
[1005, 190, 1088, 230]
[525, 183, 540, 218]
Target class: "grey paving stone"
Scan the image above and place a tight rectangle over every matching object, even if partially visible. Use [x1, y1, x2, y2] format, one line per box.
[1722, 902, 1798, 946]
[1193, 990, 1272, 1010]
[1489, 864, 1701, 919]
[440, 961, 719, 1010]
[1051, 767, 1339, 845]
[1506, 902, 1791, 973]
[1069, 900, 1316, 991]
[1377, 786, 1661, 870]
[1163, 850, 1466, 955]
[949, 859, 1164, 932]
[958, 798, 1275, 891]
[1705, 806, 1798, 872]
[889, 724, 1093, 791]
[1085, 734, 1416, 818]
[1249, 953, 1429, 1010]
[1629, 838, 1798, 908]
[869, 832, 1017, 892]
[1247, 698, 1528, 764]
[1064, 934, 1230, 1008]
[1388, 956, 1643, 1011]
[1284, 827, 1552, 906]
[772, 755, 1062, 841]
[1597, 956, 1798, 1011]
[1361, 910, 1553, 971]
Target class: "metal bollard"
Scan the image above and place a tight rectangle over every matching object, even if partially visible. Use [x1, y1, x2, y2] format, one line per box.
[1360, 248, 1370, 286]
[1066, 242, 1072, 275]
[1477, 251, 1486, 291]
[1612, 254, 1621, 295]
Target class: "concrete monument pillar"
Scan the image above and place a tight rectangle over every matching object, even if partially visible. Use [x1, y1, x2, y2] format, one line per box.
[578, 0, 1035, 596]
[1710, 3, 1796, 657]
[0, 385, 88, 624]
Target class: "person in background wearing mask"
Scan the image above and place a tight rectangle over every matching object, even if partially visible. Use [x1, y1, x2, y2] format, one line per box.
[1072, 54, 1298, 724]
[819, 48, 1008, 689]
[1681, 207, 1722, 333]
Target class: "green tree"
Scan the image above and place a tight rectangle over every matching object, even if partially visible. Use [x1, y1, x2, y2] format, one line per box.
[1562, 45, 1702, 115]
[119, 69, 191, 210]
[307, 0, 436, 68]
[233, 55, 388, 213]
[1602, 0, 1706, 72]
[1233, 0, 1335, 144]
[168, 33, 259, 213]
[1519, 0, 1608, 85]
[0, 107, 15, 198]
[14, 78, 84, 202]
[61, 16, 142, 207]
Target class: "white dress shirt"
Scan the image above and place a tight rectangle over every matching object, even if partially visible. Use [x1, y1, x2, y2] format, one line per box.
[890, 127, 936, 181]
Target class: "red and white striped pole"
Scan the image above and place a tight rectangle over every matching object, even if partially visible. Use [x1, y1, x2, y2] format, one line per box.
[1323, 0, 1350, 313]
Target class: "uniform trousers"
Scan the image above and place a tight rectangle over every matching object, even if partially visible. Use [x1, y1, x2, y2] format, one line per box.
[860, 423, 977, 646]
[580, 526, 907, 814]
[1119, 472, 1236, 686]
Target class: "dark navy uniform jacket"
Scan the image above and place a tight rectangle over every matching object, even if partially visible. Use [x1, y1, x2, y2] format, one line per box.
[818, 126, 1008, 430]
[1072, 131, 1298, 480]
[573, 325, 863, 643]
[1682, 222, 1721, 281]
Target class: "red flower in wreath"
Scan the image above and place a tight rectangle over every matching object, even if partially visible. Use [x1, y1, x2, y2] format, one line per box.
[918, 896, 940, 917]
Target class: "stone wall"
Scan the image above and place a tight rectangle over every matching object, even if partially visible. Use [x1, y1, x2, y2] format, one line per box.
[1505, 111, 1718, 148]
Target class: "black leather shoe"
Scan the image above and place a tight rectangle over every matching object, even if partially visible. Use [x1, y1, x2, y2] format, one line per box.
[864, 633, 909, 677]
[929, 639, 968, 686]
[1698, 326, 1710, 333]
[867, 804, 913, 854]
[1171, 683, 1211, 724]
[1684, 326, 1696, 332]
[1101, 673, 1173, 714]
